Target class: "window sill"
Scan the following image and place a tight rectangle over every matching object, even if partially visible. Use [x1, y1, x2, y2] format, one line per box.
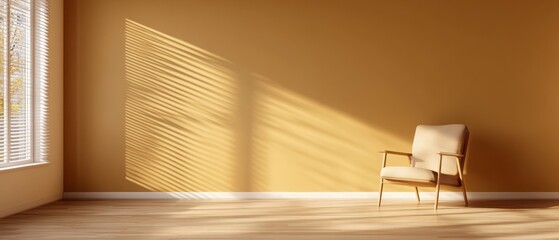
[0, 162, 50, 172]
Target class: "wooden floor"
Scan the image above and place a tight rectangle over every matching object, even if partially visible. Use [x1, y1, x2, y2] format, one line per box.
[1, 200, 559, 239]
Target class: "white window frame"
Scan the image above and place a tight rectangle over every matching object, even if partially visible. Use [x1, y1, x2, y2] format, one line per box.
[1, 0, 48, 169]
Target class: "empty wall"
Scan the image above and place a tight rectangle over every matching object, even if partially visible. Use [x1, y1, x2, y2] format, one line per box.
[64, 0, 559, 192]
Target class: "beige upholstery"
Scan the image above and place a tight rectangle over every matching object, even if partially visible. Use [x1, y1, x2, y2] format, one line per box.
[412, 124, 468, 177]
[377, 124, 470, 210]
[380, 166, 460, 186]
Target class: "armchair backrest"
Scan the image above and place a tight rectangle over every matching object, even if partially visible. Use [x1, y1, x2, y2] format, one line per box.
[411, 124, 469, 176]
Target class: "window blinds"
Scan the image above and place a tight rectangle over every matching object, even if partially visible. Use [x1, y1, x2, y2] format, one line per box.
[34, 0, 48, 163]
[0, 0, 48, 167]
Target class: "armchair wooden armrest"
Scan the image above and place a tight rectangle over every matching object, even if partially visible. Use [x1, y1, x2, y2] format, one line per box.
[380, 150, 412, 157]
[438, 152, 464, 158]
[380, 150, 413, 168]
[436, 152, 465, 182]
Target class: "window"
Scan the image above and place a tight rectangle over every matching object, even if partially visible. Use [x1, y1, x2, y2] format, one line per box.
[0, 0, 48, 168]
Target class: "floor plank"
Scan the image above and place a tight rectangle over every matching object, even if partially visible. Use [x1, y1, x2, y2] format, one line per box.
[1, 200, 559, 239]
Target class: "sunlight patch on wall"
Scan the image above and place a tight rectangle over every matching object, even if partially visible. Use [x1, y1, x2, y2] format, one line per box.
[249, 75, 409, 191]
[124, 19, 238, 191]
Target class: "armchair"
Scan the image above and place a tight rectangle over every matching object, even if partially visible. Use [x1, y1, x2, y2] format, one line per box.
[378, 124, 470, 210]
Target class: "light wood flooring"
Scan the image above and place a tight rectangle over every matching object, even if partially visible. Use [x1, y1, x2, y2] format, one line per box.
[1, 199, 559, 239]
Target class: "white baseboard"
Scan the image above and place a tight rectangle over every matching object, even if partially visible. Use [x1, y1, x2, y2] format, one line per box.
[63, 192, 559, 200]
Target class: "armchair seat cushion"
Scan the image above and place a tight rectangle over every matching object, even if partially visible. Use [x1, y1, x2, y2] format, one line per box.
[380, 166, 460, 186]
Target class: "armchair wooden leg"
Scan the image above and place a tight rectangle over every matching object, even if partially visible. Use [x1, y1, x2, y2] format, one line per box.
[455, 157, 468, 207]
[434, 182, 441, 210]
[378, 179, 384, 207]
[414, 187, 420, 202]
[461, 181, 469, 207]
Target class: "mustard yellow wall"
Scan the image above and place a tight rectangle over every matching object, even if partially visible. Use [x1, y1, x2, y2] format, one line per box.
[0, 0, 64, 217]
[64, 0, 559, 192]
